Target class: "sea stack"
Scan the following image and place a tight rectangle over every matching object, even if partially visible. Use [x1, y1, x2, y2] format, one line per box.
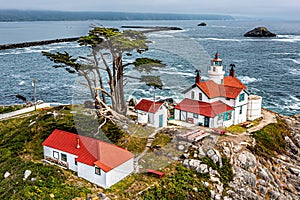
[198, 22, 207, 26]
[244, 27, 276, 37]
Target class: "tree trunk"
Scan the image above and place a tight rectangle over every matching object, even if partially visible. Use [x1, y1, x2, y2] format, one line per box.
[112, 56, 127, 115]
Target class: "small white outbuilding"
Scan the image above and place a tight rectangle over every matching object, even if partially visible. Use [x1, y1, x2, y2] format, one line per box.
[42, 129, 134, 188]
[135, 99, 168, 128]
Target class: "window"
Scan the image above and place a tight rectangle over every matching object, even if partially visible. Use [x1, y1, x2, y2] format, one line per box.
[191, 91, 195, 99]
[199, 93, 202, 101]
[218, 114, 223, 120]
[193, 113, 198, 119]
[53, 151, 59, 159]
[75, 159, 77, 166]
[239, 93, 245, 102]
[239, 106, 243, 114]
[61, 153, 67, 162]
[95, 167, 101, 175]
[223, 111, 232, 121]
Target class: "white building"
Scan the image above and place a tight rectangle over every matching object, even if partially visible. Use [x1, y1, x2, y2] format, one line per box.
[174, 52, 262, 128]
[42, 129, 134, 189]
[135, 99, 168, 128]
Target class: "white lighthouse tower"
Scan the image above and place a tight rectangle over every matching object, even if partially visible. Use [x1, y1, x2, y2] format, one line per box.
[208, 52, 225, 84]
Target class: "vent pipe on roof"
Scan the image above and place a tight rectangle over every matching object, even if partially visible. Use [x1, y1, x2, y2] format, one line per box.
[229, 64, 235, 77]
[195, 69, 201, 85]
[76, 135, 80, 149]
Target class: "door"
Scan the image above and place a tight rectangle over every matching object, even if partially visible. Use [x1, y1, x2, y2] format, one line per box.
[159, 114, 163, 127]
[204, 117, 210, 127]
[180, 111, 187, 121]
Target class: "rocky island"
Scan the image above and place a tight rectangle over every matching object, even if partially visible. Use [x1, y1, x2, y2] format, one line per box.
[244, 27, 277, 37]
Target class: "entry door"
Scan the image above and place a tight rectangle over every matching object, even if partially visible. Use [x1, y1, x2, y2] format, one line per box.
[180, 111, 187, 121]
[204, 117, 210, 127]
[159, 115, 163, 127]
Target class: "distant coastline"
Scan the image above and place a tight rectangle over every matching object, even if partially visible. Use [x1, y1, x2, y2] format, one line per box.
[0, 10, 234, 22]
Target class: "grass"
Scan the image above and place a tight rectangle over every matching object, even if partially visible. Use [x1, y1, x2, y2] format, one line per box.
[0, 104, 25, 114]
[199, 156, 233, 189]
[225, 124, 246, 134]
[247, 117, 291, 159]
[0, 105, 148, 199]
[141, 164, 211, 200]
[151, 132, 172, 148]
[0, 106, 91, 199]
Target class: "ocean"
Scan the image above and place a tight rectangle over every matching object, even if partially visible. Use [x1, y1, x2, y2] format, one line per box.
[0, 20, 299, 116]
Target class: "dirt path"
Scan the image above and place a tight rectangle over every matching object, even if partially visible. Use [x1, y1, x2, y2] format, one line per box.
[248, 109, 277, 133]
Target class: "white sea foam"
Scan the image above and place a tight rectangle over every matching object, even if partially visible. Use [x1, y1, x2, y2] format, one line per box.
[272, 35, 300, 43]
[289, 68, 300, 75]
[19, 81, 25, 86]
[198, 38, 242, 42]
[237, 76, 261, 84]
[283, 58, 300, 65]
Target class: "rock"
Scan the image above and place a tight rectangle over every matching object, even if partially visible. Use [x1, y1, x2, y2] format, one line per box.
[285, 136, 298, 154]
[23, 170, 31, 180]
[4, 171, 10, 179]
[244, 27, 276, 37]
[198, 146, 206, 157]
[223, 196, 232, 200]
[288, 167, 300, 176]
[197, 164, 208, 174]
[49, 193, 55, 198]
[182, 159, 189, 167]
[202, 181, 210, 187]
[30, 177, 37, 182]
[237, 151, 257, 172]
[211, 154, 219, 164]
[207, 149, 215, 157]
[258, 166, 271, 182]
[177, 144, 185, 151]
[97, 193, 111, 200]
[258, 185, 268, 195]
[268, 190, 280, 199]
[258, 179, 267, 186]
[128, 98, 137, 106]
[223, 146, 231, 158]
[198, 22, 207, 26]
[234, 166, 256, 187]
[215, 194, 221, 200]
[292, 133, 300, 148]
[188, 159, 201, 170]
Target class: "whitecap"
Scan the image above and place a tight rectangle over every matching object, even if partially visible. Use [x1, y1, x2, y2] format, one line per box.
[237, 76, 261, 84]
[198, 38, 242, 42]
[283, 58, 300, 65]
[19, 81, 25, 86]
[272, 35, 300, 43]
[289, 68, 300, 75]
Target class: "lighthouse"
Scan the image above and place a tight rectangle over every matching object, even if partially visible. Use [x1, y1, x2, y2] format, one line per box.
[208, 52, 225, 84]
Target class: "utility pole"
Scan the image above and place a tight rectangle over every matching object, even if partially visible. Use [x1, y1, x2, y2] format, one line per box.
[32, 79, 36, 111]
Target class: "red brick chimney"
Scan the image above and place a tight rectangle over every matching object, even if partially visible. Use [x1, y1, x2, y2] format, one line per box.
[195, 69, 201, 85]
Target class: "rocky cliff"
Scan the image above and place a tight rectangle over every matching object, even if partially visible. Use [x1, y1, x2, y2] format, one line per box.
[182, 113, 300, 200]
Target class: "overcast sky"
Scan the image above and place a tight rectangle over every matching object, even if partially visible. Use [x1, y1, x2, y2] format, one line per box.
[1, 0, 300, 20]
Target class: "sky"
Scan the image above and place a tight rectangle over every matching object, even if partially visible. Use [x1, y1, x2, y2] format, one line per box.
[1, 0, 300, 20]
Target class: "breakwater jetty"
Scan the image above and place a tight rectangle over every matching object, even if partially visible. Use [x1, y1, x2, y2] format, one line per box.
[121, 25, 182, 33]
[0, 37, 79, 50]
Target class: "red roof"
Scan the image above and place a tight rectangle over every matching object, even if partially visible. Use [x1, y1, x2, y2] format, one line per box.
[135, 99, 163, 113]
[174, 98, 233, 117]
[42, 129, 134, 172]
[196, 80, 244, 99]
[223, 76, 247, 90]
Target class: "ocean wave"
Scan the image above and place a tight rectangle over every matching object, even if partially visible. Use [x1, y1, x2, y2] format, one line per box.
[198, 38, 242, 42]
[283, 58, 300, 65]
[289, 68, 300, 75]
[19, 81, 25, 86]
[272, 35, 300, 43]
[147, 33, 175, 38]
[159, 70, 196, 77]
[237, 76, 261, 84]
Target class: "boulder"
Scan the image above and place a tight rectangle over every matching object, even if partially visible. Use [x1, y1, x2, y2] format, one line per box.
[244, 27, 276, 37]
[237, 151, 257, 172]
[198, 22, 207, 26]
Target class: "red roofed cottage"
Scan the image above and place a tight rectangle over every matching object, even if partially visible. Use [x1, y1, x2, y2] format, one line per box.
[135, 99, 168, 127]
[42, 129, 134, 188]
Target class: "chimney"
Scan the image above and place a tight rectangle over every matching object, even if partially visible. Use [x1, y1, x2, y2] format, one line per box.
[195, 69, 201, 85]
[76, 135, 80, 149]
[229, 64, 235, 77]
